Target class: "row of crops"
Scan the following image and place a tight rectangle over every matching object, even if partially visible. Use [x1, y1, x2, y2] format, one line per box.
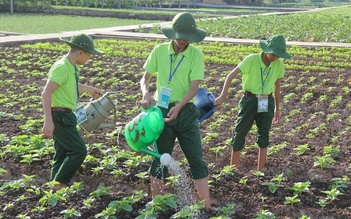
[0, 4, 351, 218]
[0, 36, 350, 217]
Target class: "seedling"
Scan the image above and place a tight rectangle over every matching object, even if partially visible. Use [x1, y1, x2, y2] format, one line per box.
[271, 173, 287, 183]
[315, 199, 328, 208]
[220, 165, 235, 177]
[135, 171, 149, 184]
[254, 209, 276, 219]
[252, 171, 265, 177]
[262, 182, 284, 194]
[313, 155, 335, 169]
[322, 188, 344, 201]
[209, 145, 226, 158]
[294, 144, 310, 156]
[290, 182, 310, 195]
[60, 208, 81, 219]
[171, 201, 203, 218]
[215, 203, 236, 217]
[330, 176, 349, 191]
[239, 176, 248, 186]
[89, 185, 112, 199]
[323, 145, 340, 158]
[284, 195, 300, 206]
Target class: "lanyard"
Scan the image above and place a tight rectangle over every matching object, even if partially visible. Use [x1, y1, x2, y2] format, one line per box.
[168, 54, 185, 84]
[260, 67, 271, 94]
[74, 67, 80, 99]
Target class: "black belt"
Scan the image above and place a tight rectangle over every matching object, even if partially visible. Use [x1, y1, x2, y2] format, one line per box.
[244, 92, 273, 98]
[169, 102, 179, 107]
[52, 107, 72, 112]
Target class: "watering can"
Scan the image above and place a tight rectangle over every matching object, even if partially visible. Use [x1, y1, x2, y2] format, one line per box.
[78, 91, 117, 132]
[194, 88, 217, 123]
[124, 106, 164, 159]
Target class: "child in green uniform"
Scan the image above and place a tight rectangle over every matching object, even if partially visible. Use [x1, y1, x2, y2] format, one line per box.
[214, 35, 292, 172]
[140, 12, 212, 208]
[42, 33, 103, 190]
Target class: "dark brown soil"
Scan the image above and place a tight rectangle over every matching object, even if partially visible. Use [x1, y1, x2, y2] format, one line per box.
[1, 36, 351, 218]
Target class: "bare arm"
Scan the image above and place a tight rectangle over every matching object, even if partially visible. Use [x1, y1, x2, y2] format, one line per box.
[140, 71, 153, 109]
[214, 66, 241, 106]
[78, 83, 102, 99]
[273, 79, 281, 124]
[42, 80, 59, 138]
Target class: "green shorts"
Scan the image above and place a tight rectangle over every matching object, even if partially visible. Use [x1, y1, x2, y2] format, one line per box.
[231, 95, 275, 151]
[150, 103, 208, 179]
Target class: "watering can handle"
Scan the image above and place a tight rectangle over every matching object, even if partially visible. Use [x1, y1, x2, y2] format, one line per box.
[89, 91, 117, 101]
[141, 104, 153, 112]
[208, 92, 216, 102]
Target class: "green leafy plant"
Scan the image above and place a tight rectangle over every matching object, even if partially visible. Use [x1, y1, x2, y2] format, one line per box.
[315, 199, 328, 208]
[89, 186, 112, 199]
[322, 188, 344, 201]
[171, 201, 203, 218]
[284, 195, 300, 206]
[294, 144, 310, 156]
[137, 194, 178, 219]
[330, 176, 349, 192]
[323, 145, 340, 158]
[214, 203, 236, 217]
[254, 209, 276, 219]
[262, 182, 284, 194]
[239, 176, 248, 186]
[289, 182, 310, 195]
[313, 155, 335, 169]
[60, 208, 81, 219]
[209, 145, 226, 158]
[39, 190, 67, 207]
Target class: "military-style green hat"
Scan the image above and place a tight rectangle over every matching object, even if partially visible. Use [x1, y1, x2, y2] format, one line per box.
[161, 12, 206, 43]
[260, 35, 291, 59]
[60, 33, 103, 55]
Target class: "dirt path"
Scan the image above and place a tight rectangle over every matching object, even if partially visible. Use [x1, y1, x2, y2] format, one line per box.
[1, 6, 351, 48]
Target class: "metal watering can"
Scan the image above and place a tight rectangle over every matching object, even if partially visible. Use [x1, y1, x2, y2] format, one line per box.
[124, 106, 164, 159]
[78, 92, 117, 132]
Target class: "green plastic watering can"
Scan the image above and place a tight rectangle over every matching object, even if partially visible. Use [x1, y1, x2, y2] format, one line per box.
[124, 106, 164, 159]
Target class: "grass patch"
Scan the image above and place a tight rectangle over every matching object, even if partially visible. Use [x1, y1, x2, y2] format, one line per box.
[0, 13, 159, 34]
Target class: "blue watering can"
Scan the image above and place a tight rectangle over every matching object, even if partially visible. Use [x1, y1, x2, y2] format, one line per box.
[194, 88, 217, 123]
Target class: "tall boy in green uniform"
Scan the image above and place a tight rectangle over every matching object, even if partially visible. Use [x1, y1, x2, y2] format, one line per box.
[140, 12, 212, 208]
[214, 35, 292, 172]
[42, 33, 103, 190]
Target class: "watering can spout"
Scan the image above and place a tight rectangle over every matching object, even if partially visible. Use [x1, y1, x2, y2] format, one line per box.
[140, 148, 161, 159]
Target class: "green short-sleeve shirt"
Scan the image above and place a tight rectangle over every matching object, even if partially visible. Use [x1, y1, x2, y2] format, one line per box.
[143, 41, 204, 102]
[48, 56, 79, 110]
[238, 52, 284, 94]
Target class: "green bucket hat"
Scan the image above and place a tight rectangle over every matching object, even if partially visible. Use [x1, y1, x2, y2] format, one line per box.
[259, 35, 291, 59]
[60, 33, 103, 55]
[161, 12, 206, 43]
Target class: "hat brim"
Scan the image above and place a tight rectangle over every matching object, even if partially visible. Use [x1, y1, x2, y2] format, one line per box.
[60, 37, 103, 55]
[161, 25, 206, 43]
[260, 40, 291, 59]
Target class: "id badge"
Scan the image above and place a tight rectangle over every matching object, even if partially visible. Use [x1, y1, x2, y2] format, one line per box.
[257, 95, 269, 113]
[76, 104, 87, 124]
[157, 86, 172, 109]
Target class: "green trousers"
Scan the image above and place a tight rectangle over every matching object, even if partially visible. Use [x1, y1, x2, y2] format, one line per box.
[50, 111, 87, 185]
[231, 95, 275, 151]
[151, 103, 208, 179]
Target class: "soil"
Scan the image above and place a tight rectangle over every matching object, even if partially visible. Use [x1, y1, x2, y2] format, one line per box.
[1, 8, 351, 219]
[1, 39, 351, 219]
